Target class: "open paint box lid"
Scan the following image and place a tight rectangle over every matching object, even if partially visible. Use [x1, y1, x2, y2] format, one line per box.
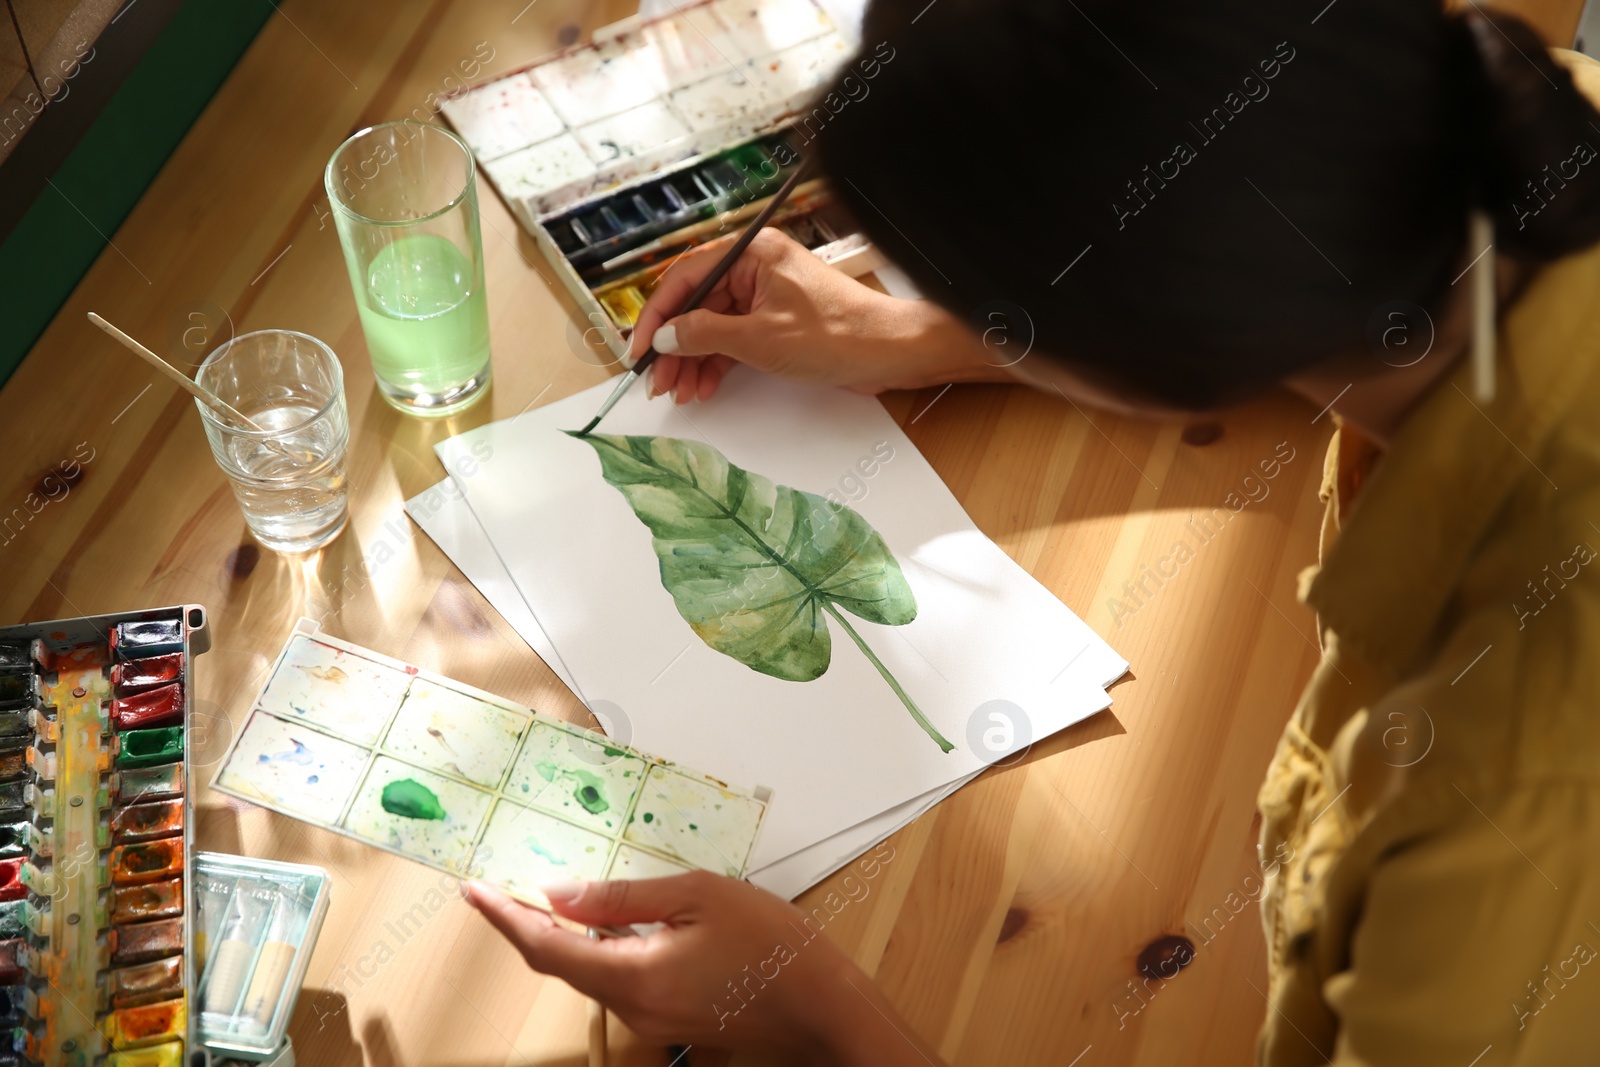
[194, 852, 331, 1061]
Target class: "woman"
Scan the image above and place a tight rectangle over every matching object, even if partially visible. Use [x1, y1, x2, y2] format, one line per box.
[464, 0, 1600, 1061]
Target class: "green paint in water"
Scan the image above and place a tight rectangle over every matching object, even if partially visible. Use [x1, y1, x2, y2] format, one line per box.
[382, 778, 447, 820]
[642, 812, 654, 824]
[602, 746, 625, 757]
[689, 824, 697, 831]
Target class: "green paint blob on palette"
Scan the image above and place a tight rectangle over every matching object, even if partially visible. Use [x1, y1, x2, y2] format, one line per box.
[533, 760, 609, 814]
[213, 623, 772, 905]
[508, 719, 646, 835]
[345, 757, 491, 871]
[380, 779, 446, 821]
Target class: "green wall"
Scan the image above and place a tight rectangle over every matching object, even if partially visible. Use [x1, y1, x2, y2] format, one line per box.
[0, 1, 272, 384]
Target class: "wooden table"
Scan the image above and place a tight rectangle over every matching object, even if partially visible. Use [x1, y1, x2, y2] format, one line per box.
[1, 1, 1581, 1063]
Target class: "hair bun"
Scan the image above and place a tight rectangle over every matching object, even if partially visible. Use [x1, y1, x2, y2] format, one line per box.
[1450, 7, 1600, 257]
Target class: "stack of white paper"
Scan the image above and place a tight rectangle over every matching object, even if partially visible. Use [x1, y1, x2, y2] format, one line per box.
[406, 372, 1126, 899]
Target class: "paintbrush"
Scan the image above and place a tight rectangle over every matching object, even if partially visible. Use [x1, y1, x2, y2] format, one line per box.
[586, 177, 828, 281]
[588, 931, 608, 1067]
[573, 156, 815, 437]
[88, 312, 311, 463]
[88, 312, 267, 430]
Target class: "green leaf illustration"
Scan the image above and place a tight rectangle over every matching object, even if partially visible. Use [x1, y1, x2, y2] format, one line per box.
[569, 432, 953, 752]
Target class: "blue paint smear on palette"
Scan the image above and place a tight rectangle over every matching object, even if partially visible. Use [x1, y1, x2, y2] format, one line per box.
[258, 739, 314, 765]
[259, 737, 334, 785]
[525, 838, 567, 865]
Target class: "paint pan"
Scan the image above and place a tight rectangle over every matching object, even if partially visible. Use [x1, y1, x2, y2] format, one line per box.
[117, 762, 186, 804]
[211, 620, 771, 915]
[0, 859, 25, 902]
[112, 682, 185, 731]
[103, 996, 187, 1049]
[113, 879, 185, 924]
[0, 821, 29, 860]
[0, 938, 24, 982]
[112, 652, 185, 694]
[0, 669, 34, 710]
[108, 956, 186, 1008]
[105, 1043, 185, 1067]
[113, 838, 186, 885]
[0, 709, 32, 743]
[111, 618, 185, 659]
[111, 917, 185, 965]
[118, 726, 185, 769]
[0, 900, 26, 939]
[0, 782, 24, 821]
[113, 798, 187, 844]
[436, 0, 882, 352]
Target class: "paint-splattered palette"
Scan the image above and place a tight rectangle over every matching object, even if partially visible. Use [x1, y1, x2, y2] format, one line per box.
[443, 0, 846, 223]
[436, 0, 880, 359]
[0, 606, 210, 1067]
[212, 620, 771, 910]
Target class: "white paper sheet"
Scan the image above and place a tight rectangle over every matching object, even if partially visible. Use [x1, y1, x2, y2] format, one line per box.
[408, 478, 969, 895]
[405, 478, 579, 693]
[434, 372, 1126, 870]
[746, 772, 976, 899]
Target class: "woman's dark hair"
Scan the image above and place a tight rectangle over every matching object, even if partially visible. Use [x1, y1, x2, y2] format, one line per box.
[816, 0, 1600, 408]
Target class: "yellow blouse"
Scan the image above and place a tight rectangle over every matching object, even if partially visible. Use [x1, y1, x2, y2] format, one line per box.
[1257, 52, 1600, 1066]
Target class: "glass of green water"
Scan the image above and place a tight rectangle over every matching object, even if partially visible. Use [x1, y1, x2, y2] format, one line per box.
[325, 121, 491, 416]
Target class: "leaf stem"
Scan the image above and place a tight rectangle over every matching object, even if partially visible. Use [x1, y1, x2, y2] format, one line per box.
[822, 602, 954, 753]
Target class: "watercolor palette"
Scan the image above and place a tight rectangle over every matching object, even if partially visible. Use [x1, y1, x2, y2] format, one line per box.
[212, 621, 771, 911]
[438, 0, 880, 351]
[0, 606, 209, 1067]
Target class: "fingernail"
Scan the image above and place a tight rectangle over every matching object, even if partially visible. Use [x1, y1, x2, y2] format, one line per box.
[463, 880, 506, 907]
[654, 323, 679, 354]
[541, 882, 584, 905]
[645, 364, 658, 398]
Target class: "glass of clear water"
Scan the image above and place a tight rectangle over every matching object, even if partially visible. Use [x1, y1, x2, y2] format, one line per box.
[195, 330, 350, 553]
[325, 120, 492, 417]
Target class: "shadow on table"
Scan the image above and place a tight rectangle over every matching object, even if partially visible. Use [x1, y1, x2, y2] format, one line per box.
[355, 1012, 594, 1067]
[987, 698, 1130, 781]
[193, 798, 244, 859]
[886, 381, 1327, 533]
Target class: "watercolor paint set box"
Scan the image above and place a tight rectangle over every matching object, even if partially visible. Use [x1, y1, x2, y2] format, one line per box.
[438, 0, 883, 352]
[0, 605, 329, 1067]
[211, 619, 771, 911]
[0, 606, 207, 1067]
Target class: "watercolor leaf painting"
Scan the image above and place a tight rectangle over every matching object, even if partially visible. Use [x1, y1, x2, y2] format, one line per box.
[569, 432, 953, 752]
